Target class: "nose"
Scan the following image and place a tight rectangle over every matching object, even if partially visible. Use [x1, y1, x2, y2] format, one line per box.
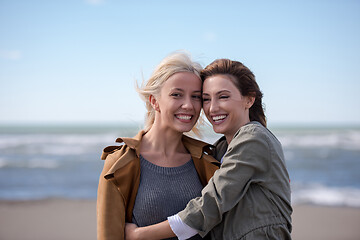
[209, 99, 219, 113]
[181, 96, 194, 110]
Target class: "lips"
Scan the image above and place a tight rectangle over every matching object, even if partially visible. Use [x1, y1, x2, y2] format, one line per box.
[211, 114, 227, 124]
[175, 114, 193, 121]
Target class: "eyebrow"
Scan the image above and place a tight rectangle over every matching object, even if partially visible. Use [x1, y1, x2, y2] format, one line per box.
[171, 88, 202, 93]
[170, 88, 184, 92]
[203, 90, 231, 95]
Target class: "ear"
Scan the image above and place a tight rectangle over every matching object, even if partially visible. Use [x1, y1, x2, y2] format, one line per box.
[245, 96, 255, 109]
[149, 95, 160, 112]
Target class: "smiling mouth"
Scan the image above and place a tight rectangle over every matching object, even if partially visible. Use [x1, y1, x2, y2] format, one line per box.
[175, 114, 192, 121]
[212, 115, 227, 123]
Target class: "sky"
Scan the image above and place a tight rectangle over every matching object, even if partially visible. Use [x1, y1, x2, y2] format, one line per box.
[0, 0, 359, 126]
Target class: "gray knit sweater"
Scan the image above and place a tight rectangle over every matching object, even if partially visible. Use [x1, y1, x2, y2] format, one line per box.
[132, 155, 204, 240]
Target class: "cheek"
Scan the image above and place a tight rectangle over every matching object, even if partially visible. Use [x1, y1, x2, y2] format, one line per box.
[193, 101, 202, 112]
[202, 103, 210, 116]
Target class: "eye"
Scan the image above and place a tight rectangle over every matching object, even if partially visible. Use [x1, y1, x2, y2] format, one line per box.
[192, 94, 202, 100]
[170, 92, 182, 97]
[219, 95, 229, 99]
[202, 97, 211, 102]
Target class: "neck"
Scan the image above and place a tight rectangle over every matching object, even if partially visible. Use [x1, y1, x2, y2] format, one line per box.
[142, 123, 187, 156]
[225, 135, 233, 144]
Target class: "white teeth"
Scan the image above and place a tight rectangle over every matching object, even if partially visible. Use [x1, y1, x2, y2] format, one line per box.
[212, 115, 227, 121]
[177, 115, 192, 120]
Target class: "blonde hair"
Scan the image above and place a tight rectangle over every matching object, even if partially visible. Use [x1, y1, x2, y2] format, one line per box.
[136, 51, 203, 134]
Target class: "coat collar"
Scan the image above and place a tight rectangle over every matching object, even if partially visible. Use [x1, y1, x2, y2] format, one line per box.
[102, 130, 218, 180]
[114, 130, 213, 159]
[114, 130, 145, 157]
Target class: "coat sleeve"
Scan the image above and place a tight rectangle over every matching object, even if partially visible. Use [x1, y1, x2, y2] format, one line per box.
[178, 126, 271, 237]
[97, 160, 126, 240]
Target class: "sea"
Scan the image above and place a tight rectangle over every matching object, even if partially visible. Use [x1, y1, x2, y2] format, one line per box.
[0, 123, 360, 208]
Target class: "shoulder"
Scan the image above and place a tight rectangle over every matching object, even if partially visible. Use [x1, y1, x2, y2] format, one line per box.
[100, 142, 136, 179]
[222, 122, 272, 173]
[232, 122, 269, 143]
[102, 143, 131, 163]
[101, 130, 144, 160]
[227, 122, 275, 158]
[101, 143, 126, 160]
[100, 131, 144, 179]
[230, 122, 282, 156]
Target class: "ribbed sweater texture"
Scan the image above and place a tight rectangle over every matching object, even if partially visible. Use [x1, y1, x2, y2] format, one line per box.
[132, 155, 204, 239]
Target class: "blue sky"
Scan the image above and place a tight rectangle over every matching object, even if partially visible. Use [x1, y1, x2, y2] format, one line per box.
[0, 0, 359, 126]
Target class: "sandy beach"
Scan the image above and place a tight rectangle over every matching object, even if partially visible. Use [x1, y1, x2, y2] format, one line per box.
[0, 199, 359, 240]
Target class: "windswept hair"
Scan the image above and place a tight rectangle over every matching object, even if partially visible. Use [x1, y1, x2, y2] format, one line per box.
[136, 51, 203, 133]
[200, 59, 267, 127]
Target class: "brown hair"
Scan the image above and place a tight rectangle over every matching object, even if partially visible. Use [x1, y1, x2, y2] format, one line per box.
[200, 59, 267, 127]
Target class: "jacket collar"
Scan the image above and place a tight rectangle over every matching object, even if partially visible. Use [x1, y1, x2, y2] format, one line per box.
[115, 130, 145, 157]
[115, 130, 213, 159]
[182, 134, 212, 158]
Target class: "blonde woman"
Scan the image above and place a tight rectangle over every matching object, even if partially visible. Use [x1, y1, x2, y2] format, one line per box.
[97, 52, 220, 240]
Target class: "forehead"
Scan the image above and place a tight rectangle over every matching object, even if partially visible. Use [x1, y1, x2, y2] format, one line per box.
[162, 72, 201, 90]
[203, 74, 239, 93]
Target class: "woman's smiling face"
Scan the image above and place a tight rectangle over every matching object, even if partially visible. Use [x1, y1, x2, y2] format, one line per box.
[202, 74, 253, 142]
[153, 71, 202, 134]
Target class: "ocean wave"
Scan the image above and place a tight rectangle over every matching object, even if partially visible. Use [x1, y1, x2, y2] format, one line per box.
[1, 126, 359, 206]
[0, 158, 60, 169]
[277, 130, 360, 150]
[2, 129, 360, 152]
[0, 133, 117, 148]
[0, 133, 119, 155]
[0, 158, 7, 168]
[291, 183, 360, 207]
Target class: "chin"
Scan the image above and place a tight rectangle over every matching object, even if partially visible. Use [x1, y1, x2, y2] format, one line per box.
[212, 126, 226, 135]
[212, 128, 222, 134]
[175, 125, 194, 133]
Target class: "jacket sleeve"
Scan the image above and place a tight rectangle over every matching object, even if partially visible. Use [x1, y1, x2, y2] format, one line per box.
[97, 160, 126, 240]
[178, 126, 271, 237]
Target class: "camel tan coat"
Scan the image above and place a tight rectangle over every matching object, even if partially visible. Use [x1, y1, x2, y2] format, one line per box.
[97, 130, 220, 240]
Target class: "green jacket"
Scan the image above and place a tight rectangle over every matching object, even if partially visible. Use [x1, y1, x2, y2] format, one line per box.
[178, 122, 292, 239]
